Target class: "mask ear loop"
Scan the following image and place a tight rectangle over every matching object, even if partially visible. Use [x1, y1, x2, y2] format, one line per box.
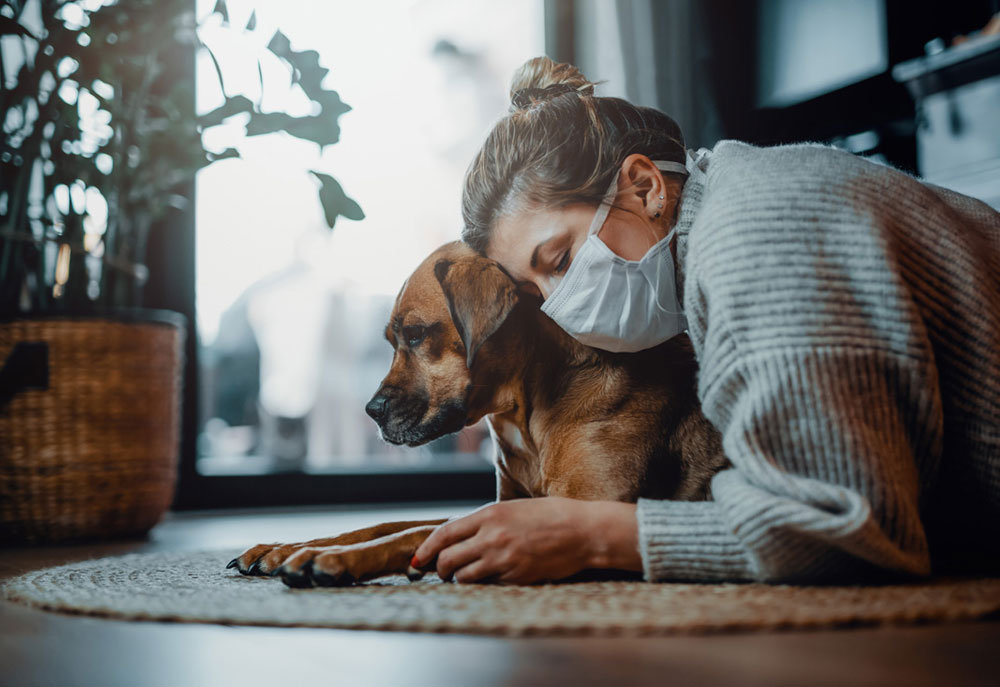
[588, 174, 620, 238]
[646, 225, 684, 314]
[646, 160, 689, 315]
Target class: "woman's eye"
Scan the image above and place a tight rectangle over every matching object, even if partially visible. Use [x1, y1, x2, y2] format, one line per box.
[554, 251, 570, 274]
[402, 325, 426, 347]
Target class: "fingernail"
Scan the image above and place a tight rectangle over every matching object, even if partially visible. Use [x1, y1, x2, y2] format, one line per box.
[410, 554, 421, 569]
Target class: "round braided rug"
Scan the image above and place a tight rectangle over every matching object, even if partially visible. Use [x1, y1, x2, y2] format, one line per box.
[3, 549, 999, 636]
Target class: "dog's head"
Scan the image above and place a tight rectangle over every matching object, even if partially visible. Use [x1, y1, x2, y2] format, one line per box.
[366, 241, 519, 446]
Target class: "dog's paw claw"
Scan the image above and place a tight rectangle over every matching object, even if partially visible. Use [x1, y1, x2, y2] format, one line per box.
[279, 560, 315, 589]
[247, 559, 264, 576]
[312, 569, 354, 587]
[226, 558, 239, 570]
[279, 568, 312, 589]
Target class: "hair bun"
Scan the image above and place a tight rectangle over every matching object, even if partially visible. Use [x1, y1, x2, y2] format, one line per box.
[509, 56, 596, 111]
[511, 84, 576, 110]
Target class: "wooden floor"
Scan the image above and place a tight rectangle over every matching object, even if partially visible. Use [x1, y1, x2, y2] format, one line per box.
[2, 502, 998, 687]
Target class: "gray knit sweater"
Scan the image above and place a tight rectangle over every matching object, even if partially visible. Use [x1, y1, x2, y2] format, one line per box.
[636, 140, 1000, 583]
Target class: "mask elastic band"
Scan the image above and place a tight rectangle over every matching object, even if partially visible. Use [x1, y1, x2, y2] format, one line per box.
[587, 176, 619, 237]
[649, 160, 688, 315]
[648, 224, 684, 315]
[654, 160, 689, 176]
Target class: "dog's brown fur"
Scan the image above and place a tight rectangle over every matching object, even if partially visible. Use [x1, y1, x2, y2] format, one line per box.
[230, 242, 726, 587]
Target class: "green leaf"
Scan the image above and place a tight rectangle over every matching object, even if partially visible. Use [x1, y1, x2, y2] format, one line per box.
[245, 111, 340, 148]
[265, 29, 338, 101]
[244, 110, 292, 136]
[212, 0, 229, 23]
[198, 95, 253, 128]
[266, 29, 291, 57]
[310, 170, 364, 229]
[288, 50, 327, 95]
[243, 86, 351, 148]
[285, 115, 341, 147]
[314, 90, 352, 116]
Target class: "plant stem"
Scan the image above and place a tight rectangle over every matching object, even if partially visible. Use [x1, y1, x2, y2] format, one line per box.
[0, 144, 36, 309]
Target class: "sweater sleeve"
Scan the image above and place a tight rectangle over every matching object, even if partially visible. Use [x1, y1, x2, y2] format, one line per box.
[637, 345, 938, 582]
[636, 144, 947, 583]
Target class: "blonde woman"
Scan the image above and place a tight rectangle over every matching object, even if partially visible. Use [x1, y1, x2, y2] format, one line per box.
[413, 57, 1000, 585]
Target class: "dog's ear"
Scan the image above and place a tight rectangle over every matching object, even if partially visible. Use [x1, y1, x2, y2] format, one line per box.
[434, 256, 518, 368]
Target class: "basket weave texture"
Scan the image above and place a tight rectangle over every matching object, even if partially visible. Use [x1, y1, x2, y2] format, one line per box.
[4, 550, 1000, 635]
[0, 315, 184, 544]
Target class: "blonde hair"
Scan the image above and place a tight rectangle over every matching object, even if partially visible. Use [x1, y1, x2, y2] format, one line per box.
[462, 56, 685, 254]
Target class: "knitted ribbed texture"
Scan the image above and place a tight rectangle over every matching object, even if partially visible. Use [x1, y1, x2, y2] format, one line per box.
[637, 140, 1000, 583]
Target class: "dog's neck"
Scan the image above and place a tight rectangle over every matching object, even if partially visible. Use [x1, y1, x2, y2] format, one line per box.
[464, 301, 697, 435]
[464, 300, 603, 430]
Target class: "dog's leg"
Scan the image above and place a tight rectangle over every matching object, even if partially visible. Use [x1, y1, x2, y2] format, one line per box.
[229, 519, 448, 576]
[276, 525, 438, 588]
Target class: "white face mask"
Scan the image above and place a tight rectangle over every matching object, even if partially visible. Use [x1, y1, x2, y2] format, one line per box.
[539, 159, 689, 353]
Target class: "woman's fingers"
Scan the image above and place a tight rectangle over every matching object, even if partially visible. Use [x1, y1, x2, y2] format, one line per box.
[414, 510, 484, 567]
[434, 536, 485, 581]
[452, 558, 500, 584]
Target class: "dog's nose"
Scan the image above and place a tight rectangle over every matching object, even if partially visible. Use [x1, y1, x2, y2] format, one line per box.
[366, 395, 389, 423]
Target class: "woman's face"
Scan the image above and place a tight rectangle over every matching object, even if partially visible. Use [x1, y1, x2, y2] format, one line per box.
[485, 156, 683, 299]
[488, 197, 670, 299]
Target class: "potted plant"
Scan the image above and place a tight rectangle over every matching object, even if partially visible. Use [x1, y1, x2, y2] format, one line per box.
[0, 0, 361, 543]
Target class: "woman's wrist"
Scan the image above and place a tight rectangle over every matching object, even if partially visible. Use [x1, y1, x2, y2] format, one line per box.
[584, 501, 643, 572]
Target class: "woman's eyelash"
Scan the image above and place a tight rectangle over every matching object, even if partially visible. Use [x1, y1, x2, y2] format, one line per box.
[555, 251, 569, 273]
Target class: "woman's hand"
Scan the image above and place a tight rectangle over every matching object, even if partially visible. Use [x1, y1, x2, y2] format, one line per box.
[412, 497, 642, 584]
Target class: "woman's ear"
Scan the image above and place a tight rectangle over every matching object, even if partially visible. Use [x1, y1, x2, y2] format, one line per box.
[619, 154, 660, 210]
[620, 153, 682, 221]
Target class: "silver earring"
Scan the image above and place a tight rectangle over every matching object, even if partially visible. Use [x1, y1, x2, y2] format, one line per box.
[654, 212, 661, 219]
[659, 195, 664, 199]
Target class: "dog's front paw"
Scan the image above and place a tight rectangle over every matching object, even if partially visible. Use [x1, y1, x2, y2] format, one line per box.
[276, 546, 377, 588]
[227, 542, 303, 577]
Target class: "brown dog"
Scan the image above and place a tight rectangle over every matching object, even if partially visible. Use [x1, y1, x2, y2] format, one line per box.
[228, 242, 726, 587]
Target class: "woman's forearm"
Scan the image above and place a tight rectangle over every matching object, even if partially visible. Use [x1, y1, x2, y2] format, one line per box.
[586, 501, 643, 572]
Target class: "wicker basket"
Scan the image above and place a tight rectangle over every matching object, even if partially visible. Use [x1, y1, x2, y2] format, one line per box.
[0, 310, 185, 544]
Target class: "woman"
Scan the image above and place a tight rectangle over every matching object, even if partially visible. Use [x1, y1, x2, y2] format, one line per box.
[413, 57, 1000, 585]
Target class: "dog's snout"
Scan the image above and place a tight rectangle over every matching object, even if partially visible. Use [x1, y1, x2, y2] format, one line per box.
[366, 395, 389, 423]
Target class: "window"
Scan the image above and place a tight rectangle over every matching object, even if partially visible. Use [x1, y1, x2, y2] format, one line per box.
[194, 0, 543, 478]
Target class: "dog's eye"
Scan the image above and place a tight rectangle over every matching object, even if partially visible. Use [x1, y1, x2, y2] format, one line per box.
[402, 325, 426, 347]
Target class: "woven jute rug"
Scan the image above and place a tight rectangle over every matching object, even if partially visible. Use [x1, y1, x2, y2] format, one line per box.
[3, 549, 999, 636]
